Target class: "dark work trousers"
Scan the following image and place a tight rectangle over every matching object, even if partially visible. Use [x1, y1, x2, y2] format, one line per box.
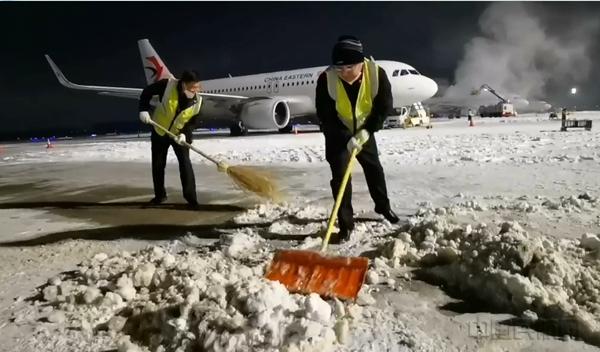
[151, 129, 197, 204]
[325, 133, 391, 232]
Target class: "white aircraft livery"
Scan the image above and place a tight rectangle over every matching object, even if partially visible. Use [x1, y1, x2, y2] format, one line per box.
[46, 39, 438, 136]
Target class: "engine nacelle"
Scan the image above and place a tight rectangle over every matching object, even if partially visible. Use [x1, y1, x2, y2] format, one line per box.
[239, 99, 290, 130]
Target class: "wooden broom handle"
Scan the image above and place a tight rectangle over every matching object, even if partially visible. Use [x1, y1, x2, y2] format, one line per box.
[147, 119, 220, 165]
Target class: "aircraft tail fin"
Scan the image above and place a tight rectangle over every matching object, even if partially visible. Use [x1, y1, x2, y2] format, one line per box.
[138, 39, 173, 84]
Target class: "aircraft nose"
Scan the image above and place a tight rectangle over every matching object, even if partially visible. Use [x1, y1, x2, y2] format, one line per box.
[422, 77, 438, 100]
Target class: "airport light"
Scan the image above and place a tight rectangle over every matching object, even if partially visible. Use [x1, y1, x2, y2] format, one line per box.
[571, 87, 577, 95]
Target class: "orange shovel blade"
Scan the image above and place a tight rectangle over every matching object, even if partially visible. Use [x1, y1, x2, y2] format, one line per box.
[265, 249, 369, 300]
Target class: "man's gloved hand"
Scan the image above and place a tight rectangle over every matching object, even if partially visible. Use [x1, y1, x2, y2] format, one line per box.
[217, 161, 228, 173]
[174, 134, 187, 146]
[346, 129, 370, 152]
[139, 111, 152, 124]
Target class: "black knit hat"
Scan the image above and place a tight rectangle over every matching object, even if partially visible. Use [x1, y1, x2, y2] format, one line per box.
[331, 35, 365, 65]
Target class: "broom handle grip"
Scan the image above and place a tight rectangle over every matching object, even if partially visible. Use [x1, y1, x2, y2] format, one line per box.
[147, 119, 221, 166]
[321, 148, 358, 252]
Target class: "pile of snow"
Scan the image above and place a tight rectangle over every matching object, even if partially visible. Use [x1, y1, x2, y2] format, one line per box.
[486, 193, 597, 214]
[377, 205, 600, 345]
[25, 238, 341, 351]
[233, 202, 328, 225]
[15, 192, 600, 349]
[268, 221, 325, 236]
[414, 192, 598, 218]
[219, 228, 266, 259]
[17, 226, 440, 352]
[540, 193, 598, 212]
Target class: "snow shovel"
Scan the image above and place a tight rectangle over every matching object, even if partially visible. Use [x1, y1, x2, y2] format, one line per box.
[265, 148, 369, 300]
[147, 119, 280, 201]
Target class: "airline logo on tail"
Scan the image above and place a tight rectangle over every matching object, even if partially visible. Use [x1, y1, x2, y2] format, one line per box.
[144, 56, 164, 83]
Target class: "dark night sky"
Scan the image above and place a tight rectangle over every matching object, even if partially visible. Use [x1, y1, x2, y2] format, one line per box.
[1, 2, 598, 139]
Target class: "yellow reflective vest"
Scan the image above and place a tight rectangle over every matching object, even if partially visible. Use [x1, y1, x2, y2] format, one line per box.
[326, 58, 379, 133]
[152, 79, 202, 136]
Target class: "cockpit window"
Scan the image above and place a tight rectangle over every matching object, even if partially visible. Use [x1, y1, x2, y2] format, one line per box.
[409, 69, 420, 75]
[400, 69, 409, 76]
[392, 69, 399, 77]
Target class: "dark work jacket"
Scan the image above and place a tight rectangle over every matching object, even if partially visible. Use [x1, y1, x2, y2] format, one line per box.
[315, 66, 393, 142]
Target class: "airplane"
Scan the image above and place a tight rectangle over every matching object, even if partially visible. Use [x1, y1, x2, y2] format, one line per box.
[45, 39, 438, 136]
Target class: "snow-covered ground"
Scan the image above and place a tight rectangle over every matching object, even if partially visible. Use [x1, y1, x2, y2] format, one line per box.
[3, 112, 599, 167]
[1, 112, 600, 351]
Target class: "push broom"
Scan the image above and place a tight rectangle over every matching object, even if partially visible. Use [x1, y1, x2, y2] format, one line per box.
[265, 148, 369, 300]
[147, 119, 280, 201]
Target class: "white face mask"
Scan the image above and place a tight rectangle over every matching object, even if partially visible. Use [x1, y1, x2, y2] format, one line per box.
[183, 89, 196, 99]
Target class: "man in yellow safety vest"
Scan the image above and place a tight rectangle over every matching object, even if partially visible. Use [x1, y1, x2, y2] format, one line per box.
[316, 35, 399, 242]
[138, 70, 203, 209]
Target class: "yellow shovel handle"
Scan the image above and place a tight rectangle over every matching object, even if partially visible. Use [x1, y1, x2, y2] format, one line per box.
[321, 148, 359, 252]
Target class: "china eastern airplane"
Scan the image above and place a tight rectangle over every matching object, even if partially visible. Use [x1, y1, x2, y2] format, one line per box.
[45, 39, 438, 136]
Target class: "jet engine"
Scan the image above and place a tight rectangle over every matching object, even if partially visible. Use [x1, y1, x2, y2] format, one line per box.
[239, 99, 290, 130]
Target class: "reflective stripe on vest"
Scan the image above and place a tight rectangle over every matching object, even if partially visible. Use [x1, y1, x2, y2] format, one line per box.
[152, 79, 202, 136]
[326, 58, 379, 133]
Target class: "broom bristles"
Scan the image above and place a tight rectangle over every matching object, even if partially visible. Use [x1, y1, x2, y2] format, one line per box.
[226, 165, 281, 201]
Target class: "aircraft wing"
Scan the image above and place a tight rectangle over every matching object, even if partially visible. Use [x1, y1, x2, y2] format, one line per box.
[45, 54, 250, 104]
[45, 54, 314, 130]
[45, 55, 143, 99]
